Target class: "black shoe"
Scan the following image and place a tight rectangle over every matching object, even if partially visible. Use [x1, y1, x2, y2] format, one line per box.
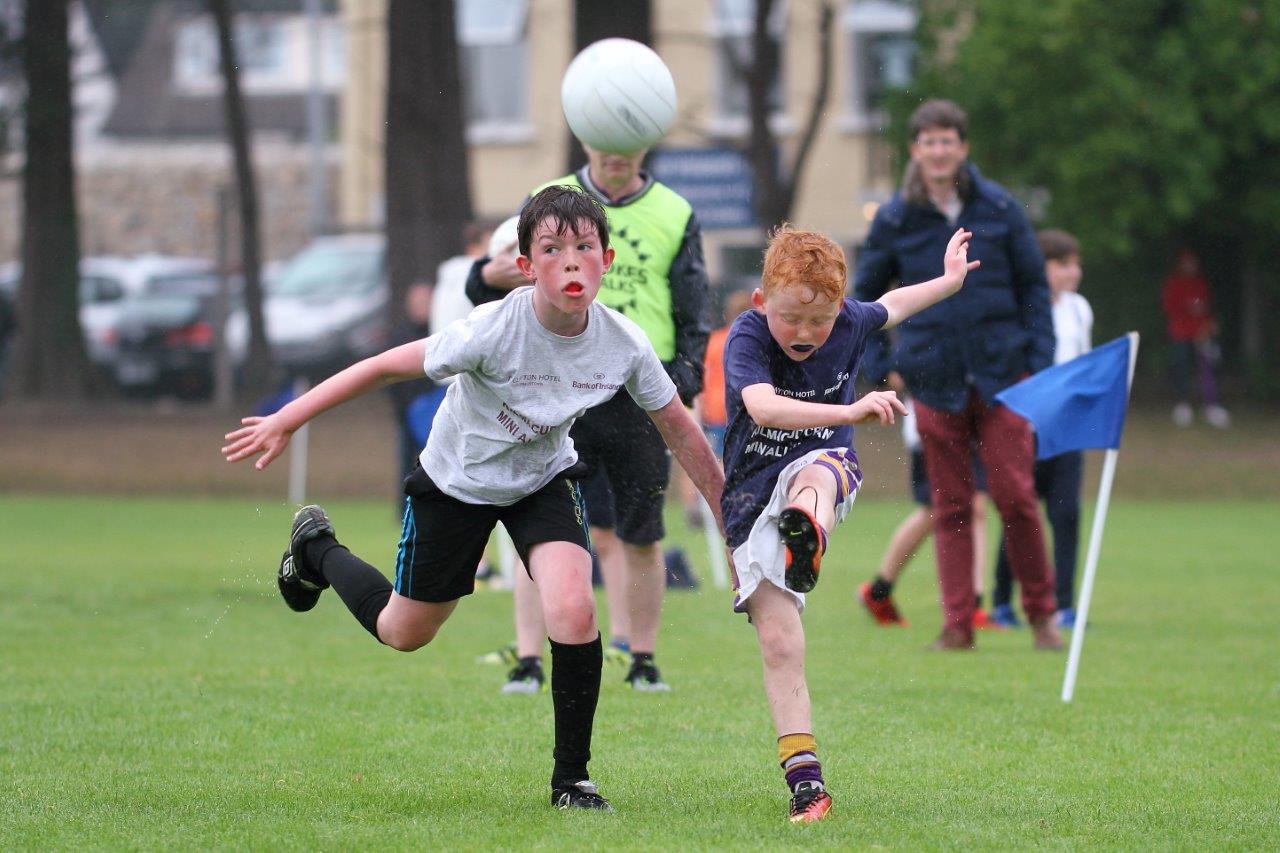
[551, 780, 613, 811]
[277, 505, 333, 612]
[778, 507, 825, 593]
[277, 551, 325, 612]
[501, 658, 545, 694]
[624, 658, 671, 692]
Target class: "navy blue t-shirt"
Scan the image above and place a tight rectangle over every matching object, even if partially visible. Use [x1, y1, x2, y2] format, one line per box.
[721, 298, 889, 548]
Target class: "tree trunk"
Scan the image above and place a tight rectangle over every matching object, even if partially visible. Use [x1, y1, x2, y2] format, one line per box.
[567, 2, 653, 174]
[210, 0, 274, 399]
[741, 0, 834, 230]
[384, 0, 472, 323]
[14, 0, 88, 399]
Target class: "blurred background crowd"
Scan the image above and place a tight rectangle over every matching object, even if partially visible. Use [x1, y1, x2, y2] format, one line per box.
[0, 0, 1274, 419]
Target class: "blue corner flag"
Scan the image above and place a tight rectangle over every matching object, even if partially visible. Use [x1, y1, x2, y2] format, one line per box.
[995, 334, 1134, 460]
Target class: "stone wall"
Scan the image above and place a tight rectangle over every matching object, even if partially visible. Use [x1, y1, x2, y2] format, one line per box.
[0, 140, 345, 267]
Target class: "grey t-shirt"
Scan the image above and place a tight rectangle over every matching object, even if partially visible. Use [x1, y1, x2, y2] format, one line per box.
[420, 287, 677, 505]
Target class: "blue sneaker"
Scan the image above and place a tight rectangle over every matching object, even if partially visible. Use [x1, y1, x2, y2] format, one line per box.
[1055, 607, 1077, 629]
[991, 603, 1022, 628]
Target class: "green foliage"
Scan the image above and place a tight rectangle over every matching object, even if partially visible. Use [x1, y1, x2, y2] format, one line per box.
[884, 1, 1280, 383]
[2, 494, 1278, 847]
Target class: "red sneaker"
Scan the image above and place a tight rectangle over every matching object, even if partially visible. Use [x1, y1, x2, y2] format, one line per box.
[972, 607, 1007, 631]
[789, 783, 833, 823]
[859, 582, 908, 626]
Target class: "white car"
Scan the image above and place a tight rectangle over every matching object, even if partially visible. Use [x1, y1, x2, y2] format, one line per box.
[227, 234, 388, 378]
[1, 255, 214, 369]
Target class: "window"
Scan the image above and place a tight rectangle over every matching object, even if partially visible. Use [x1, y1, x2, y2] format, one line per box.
[710, 0, 787, 132]
[172, 15, 299, 94]
[79, 276, 125, 305]
[456, 0, 530, 142]
[843, 1, 917, 131]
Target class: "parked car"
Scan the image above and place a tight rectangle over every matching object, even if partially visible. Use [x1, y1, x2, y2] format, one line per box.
[227, 234, 387, 381]
[0, 255, 215, 373]
[113, 271, 242, 399]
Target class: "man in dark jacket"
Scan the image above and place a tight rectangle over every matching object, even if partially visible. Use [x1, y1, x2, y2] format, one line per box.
[854, 99, 1062, 651]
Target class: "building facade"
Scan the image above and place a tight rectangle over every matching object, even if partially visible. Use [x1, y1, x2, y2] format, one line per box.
[339, 0, 917, 285]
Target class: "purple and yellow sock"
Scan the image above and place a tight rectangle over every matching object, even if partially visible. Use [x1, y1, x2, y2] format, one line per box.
[778, 732, 825, 792]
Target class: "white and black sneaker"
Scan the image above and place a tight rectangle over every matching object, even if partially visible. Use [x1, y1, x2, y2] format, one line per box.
[624, 658, 672, 692]
[551, 780, 613, 811]
[501, 658, 545, 694]
[276, 505, 334, 612]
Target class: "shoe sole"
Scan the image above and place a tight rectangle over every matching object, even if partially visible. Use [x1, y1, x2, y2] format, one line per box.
[779, 508, 821, 593]
[628, 681, 672, 692]
[500, 681, 544, 694]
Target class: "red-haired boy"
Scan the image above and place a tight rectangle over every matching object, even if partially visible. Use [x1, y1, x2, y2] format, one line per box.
[721, 225, 976, 823]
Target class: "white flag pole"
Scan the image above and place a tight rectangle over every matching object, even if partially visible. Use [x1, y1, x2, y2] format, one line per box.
[1061, 332, 1139, 702]
[698, 495, 730, 589]
[287, 377, 310, 505]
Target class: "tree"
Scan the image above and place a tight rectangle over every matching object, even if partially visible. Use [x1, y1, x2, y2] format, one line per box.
[13, 0, 88, 399]
[732, 0, 835, 228]
[890, 0, 1280, 389]
[384, 0, 472, 322]
[567, 2, 653, 174]
[210, 0, 273, 399]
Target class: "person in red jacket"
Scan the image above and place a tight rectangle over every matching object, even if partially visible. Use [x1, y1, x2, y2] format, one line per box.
[1161, 248, 1230, 428]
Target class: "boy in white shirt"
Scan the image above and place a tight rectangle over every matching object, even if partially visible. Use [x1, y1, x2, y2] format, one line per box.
[991, 229, 1092, 628]
[221, 186, 724, 811]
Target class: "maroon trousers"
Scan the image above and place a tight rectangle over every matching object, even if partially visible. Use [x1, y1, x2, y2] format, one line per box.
[915, 391, 1056, 637]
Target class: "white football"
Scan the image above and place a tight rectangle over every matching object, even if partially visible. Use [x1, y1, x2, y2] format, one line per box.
[561, 38, 677, 154]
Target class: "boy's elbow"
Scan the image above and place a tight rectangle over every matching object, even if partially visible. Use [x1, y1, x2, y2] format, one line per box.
[745, 403, 783, 428]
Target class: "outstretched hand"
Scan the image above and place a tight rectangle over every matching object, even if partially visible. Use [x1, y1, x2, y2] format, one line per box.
[221, 414, 293, 470]
[944, 228, 981, 285]
[848, 390, 908, 425]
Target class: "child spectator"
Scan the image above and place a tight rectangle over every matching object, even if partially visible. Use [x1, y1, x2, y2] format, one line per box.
[1161, 248, 1230, 428]
[991, 229, 1092, 628]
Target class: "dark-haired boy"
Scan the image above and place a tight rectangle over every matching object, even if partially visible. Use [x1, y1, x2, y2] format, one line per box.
[222, 185, 724, 811]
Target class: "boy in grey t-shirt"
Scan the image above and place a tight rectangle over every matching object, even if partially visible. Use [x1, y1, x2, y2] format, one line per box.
[222, 187, 725, 811]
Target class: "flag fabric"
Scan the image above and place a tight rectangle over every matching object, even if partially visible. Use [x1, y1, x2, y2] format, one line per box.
[995, 335, 1133, 459]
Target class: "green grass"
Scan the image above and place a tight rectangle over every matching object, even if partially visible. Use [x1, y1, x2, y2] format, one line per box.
[1, 495, 1277, 849]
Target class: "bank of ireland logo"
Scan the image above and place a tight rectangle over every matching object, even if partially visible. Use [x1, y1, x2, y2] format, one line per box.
[594, 372, 605, 380]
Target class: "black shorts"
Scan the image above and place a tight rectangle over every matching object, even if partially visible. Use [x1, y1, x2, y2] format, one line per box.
[570, 391, 670, 546]
[393, 465, 591, 603]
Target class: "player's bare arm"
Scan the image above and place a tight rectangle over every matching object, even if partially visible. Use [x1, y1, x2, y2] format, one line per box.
[648, 395, 726, 533]
[741, 383, 907, 431]
[222, 340, 428, 470]
[878, 228, 980, 329]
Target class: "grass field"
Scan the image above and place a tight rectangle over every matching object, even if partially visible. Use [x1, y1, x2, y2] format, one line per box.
[2, 494, 1277, 849]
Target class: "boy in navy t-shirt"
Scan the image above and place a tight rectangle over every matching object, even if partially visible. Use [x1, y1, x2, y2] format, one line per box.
[721, 226, 977, 823]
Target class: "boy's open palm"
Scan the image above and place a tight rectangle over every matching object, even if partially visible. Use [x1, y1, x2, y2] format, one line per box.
[944, 228, 981, 284]
[222, 415, 292, 470]
[848, 390, 908, 425]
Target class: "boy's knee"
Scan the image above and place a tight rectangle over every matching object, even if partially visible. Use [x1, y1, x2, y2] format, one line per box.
[756, 620, 804, 668]
[545, 593, 597, 643]
[380, 622, 439, 652]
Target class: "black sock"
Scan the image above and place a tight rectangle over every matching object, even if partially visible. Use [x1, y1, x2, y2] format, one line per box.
[518, 655, 543, 670]
[869, 577, 893, 601]
[630, 651, 654, 664]
[974, 592, 984, 609]
[549, 634, 602, 787]
[308, 537, 392, 642]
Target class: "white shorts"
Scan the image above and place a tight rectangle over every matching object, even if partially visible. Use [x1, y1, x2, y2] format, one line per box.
[730, 447, 863, 614]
